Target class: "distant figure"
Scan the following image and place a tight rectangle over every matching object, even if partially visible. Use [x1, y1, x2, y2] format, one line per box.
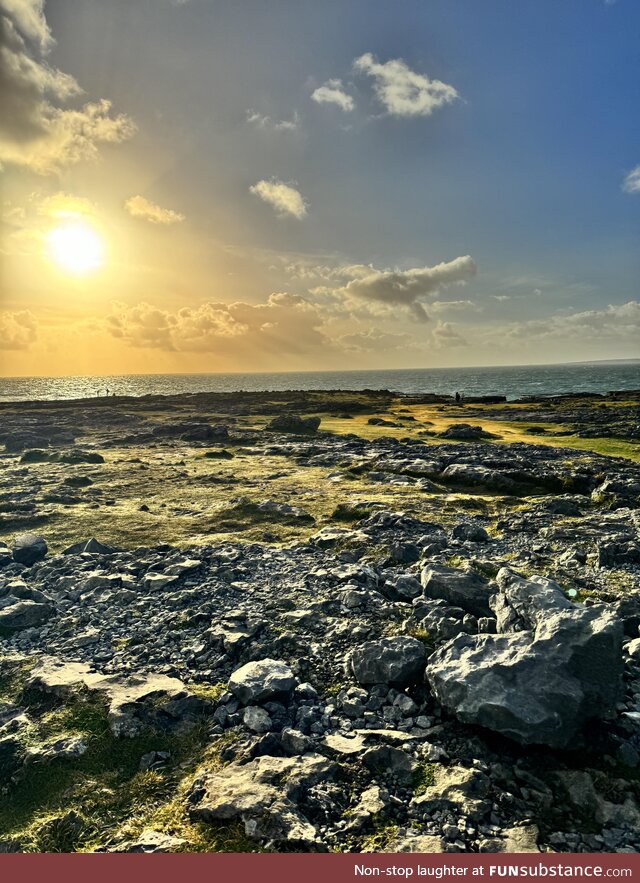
[455, 391, 461, 403]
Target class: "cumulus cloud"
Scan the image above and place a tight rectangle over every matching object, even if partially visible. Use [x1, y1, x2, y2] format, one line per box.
[622, 165, 640, 194]
[106, 293, 328, 355]
[0, 0, 135, 173]
[499, 301, 640, 342]
[0, 309, 37, 349]
[246, 110, 300, 132]
[328, 256, 477, 321]
[125, 195, 185, 225]
[354, 52, 458, 117]
[311, 79, 354, 112]
[250, 178, 307, 219]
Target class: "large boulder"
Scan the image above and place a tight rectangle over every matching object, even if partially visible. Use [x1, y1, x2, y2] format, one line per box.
[188, 754, 334, 845]
[228, 659, 297, 705]
[350, 636, 427, 687]
[427, 574, 624, 748]
[491, 568, 573, 633]
[439, 424, 494, 440]
[180, 423, 229, 443]
[266, 415, 321, 434]
[12, 533, 48, 566]
[0, 600, 53, 630]
[421, 564, 492, 618]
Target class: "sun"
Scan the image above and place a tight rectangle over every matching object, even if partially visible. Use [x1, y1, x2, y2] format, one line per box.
[46, 222, 105, 275]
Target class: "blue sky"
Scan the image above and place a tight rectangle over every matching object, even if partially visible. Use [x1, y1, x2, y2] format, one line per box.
[1, 0, 639, 374]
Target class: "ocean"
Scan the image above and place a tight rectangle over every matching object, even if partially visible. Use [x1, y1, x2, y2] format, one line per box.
[0, 361, 638, 403]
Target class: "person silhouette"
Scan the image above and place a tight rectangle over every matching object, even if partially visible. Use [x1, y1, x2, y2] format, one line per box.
[455, 391, 461, 403]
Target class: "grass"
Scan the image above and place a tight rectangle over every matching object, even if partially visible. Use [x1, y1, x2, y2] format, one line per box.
[0, 654, 241, 853]
[1, 394, 637, 555]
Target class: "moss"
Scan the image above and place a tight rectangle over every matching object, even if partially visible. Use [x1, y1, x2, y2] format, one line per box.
[0, 689, 215, 852]
[340, 821, 400, 853]
[186, 682, 227, 704]
[406, 625, 431, 647]
[412, 762, 437, 796]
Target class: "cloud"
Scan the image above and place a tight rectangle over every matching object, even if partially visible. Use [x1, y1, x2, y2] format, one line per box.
[250, 178, 307, 219]
[38, 191, 95, 219]
[496, 301, 640, 342]
[339, 328, 412, 352]
[432, 321, 467, 349]
[622, 165, 640, 194]
[311, 79, 354, 112]
[354, 52, 458, 117]
[328, 256, 477, 321]
[0, 309, 37, 349]
[246, 110, 300, 132]
[106, 293, 328, 355]
[431, 299, 476, 313]
[0, 0, 135, 173]
[125, 195, 185, 225]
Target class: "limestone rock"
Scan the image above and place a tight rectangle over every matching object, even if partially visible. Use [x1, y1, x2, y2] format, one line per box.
[228, 658, 297, 705]
[421, 564, 492, 618]
[350, 636, 427, 687]
[427, 581, 624, 748]
[12, 533, 48, 566]
[188, 754, 334, 845]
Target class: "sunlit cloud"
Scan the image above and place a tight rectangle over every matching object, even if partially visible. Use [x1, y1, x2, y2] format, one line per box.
[339, 328, 413, 352]
[38, 191, 95, 219]
[125, 195, 186, 225]
[432, 321, 467, 349]
[495, 301, 640, 342]
[311, 79, 354, 112]
[622, 165, 640, 194]
[354, 52, 458, 117]
[106, 293, 328, 354]
[0, 309, 38, 350]
[250, 178, 307, 219]
[326, 256, 477, 321]
[0, 0, 135, 173]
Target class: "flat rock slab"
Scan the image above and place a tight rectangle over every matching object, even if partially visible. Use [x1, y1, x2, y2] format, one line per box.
[27, 658, 202, 737]
[189, 753, 334, 845]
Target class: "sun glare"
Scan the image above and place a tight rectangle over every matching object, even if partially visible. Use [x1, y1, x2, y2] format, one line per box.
[46, 222, 105, 275]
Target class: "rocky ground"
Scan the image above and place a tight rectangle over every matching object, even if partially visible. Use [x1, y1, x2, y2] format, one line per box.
[0, 389, 639, 854]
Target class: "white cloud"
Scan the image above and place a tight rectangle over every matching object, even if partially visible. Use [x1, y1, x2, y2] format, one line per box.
[311, 79, 354, 112]
[0, 309, 37, 350]
[354, 52, 458, 117]
[622, 165, 640, 194]
[328, 256, 477, 321]
[250, 178, 307, 219]
[246, 109, 300, 132]
[125, 195, 185, 225]
[0, 0, 135, 173]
